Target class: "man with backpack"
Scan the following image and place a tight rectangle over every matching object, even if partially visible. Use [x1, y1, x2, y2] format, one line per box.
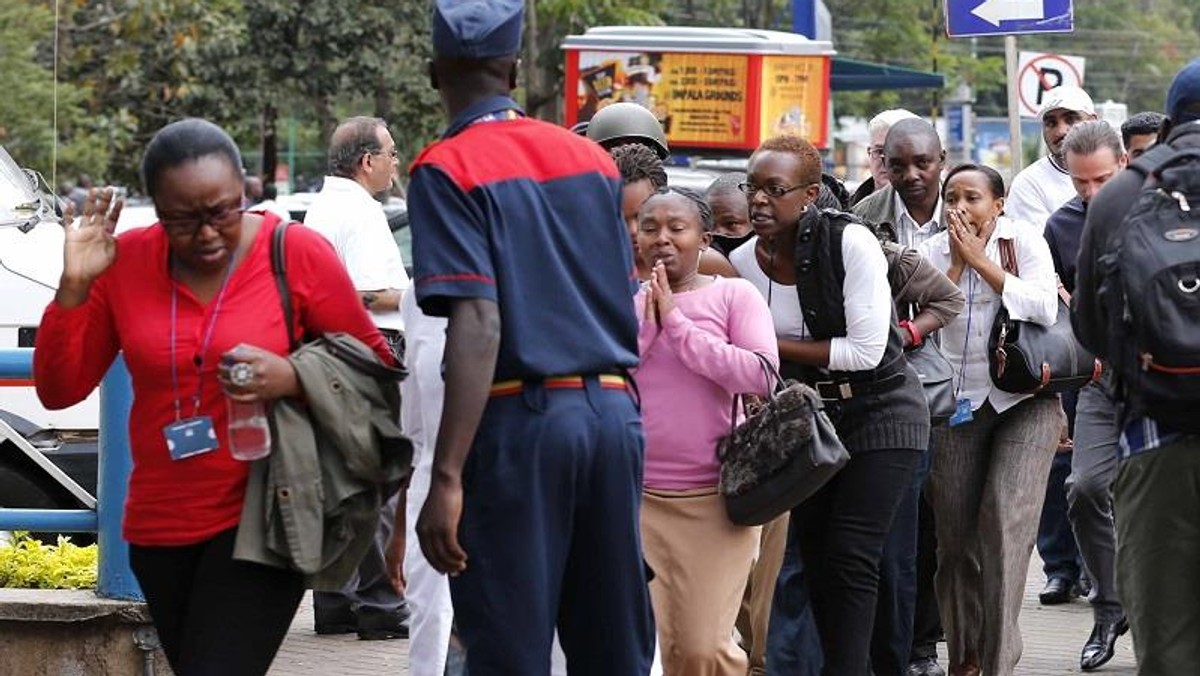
[1072, 58, 1200, 675]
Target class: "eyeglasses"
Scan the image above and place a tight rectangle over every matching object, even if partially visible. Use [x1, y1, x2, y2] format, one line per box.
[738, 182, 808, 199]
[159, 203, 244, 237]
[867, 146, 886, 159]
[369, 148, 400, 160]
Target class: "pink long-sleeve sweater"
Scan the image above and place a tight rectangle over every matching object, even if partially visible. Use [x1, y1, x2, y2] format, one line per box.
[634, 276, 780, 490]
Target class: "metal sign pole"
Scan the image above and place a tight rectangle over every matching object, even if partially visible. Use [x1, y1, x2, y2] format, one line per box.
[1006, 35, 1023, 177]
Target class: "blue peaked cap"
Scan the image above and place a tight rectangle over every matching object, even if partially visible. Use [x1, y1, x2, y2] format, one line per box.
[432, 0, 524, 59]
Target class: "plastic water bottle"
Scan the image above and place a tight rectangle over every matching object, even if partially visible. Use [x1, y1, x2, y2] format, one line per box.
[226, 399, 272, 461]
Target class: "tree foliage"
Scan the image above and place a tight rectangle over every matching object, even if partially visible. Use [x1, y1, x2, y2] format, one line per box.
[6, 0, 1199, 189]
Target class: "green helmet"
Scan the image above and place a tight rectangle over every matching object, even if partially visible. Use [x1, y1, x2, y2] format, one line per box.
[586, 103, 670, 159]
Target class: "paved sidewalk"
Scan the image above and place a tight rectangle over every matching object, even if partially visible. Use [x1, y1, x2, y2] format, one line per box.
[270, 556, 1137, 675]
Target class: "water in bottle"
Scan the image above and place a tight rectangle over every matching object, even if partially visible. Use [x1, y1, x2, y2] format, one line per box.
[227, 398, 272, 461]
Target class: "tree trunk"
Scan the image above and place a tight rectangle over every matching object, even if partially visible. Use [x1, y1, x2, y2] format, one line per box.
[260, 103, 278, 187]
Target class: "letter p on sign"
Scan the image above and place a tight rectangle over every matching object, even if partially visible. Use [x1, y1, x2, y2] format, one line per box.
[1017, 51, 1086, 118]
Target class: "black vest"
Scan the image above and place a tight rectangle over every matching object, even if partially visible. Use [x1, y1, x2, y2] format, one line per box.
[793, 208, 907, 382]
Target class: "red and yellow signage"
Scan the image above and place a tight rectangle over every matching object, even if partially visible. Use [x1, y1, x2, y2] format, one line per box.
[567, 49, 830, 150]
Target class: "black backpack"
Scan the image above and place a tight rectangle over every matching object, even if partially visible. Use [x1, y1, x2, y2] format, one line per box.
[1098, 124, 1200, 431]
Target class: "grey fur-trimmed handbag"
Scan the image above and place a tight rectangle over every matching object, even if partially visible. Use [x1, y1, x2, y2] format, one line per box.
[717, 354, 849, 526]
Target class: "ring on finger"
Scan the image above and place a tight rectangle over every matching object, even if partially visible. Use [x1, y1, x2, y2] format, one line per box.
[230, 362, 255, 388]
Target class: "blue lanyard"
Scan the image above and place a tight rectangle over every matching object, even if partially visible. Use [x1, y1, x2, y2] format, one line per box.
[954, 272, 975, 399]
[169, 258, 237, 421]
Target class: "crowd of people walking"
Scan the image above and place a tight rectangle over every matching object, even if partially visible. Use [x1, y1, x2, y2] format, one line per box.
[29, 0, 1200, 674]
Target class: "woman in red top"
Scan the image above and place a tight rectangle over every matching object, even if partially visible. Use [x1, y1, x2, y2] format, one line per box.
[34, 118, 391, 676]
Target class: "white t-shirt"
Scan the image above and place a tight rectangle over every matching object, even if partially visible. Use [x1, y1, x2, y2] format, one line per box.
[304, 176, 410, 331]
[1005, 156, 1077, 232]
[729, 222, 891, 372]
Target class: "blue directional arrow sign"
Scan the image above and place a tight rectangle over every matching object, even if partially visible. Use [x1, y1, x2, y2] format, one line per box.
[945, 0, 1074, 38]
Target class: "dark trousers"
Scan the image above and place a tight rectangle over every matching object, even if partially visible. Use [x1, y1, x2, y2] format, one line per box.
[910, 469, 943, 662]
[768, 448, 921, 676]
[129, 527, 306, 676]
[871, 446, 933, 675]
[765, 528, 823, 676]
[449, 379, 655, 676]
[1037, 450, 1082, 582]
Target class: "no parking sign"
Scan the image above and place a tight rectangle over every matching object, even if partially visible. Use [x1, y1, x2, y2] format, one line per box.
[1017, 51, 1086, 117]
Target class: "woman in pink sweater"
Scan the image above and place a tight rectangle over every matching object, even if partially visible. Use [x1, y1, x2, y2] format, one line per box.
[633, 186, 779, 675]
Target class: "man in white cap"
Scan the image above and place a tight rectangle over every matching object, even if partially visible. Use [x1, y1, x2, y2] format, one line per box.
[1005, 84, 1097, 612]
[1006, 85, 1098, 231]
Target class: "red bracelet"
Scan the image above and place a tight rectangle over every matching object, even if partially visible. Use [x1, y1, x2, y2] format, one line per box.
[899, 320, 923, 347]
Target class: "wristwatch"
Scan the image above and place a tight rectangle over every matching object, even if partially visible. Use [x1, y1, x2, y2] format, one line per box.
[362, 292, 377, 309]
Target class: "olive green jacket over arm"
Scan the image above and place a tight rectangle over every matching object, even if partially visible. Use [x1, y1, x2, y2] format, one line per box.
[233, 333, 412, 591]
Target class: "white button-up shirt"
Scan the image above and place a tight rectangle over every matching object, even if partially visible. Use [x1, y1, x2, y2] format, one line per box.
[893, 192, 944, 250]
[917, 216, 1058, 413]
[304, 176, 410, 331]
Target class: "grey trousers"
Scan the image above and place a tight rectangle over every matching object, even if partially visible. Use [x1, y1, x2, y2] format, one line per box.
[1065, 383, 1123, 623]
[313, 493, 406, 619]
[1115, 435, 1200, 676]
[928, 397, 1063, 676]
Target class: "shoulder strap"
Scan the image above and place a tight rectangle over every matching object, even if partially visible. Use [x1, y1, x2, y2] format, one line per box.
[271, 220, 298, 352]
[998, 237, 1018, 277]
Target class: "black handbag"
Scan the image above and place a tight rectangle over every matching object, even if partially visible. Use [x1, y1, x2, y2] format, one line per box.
[717, 354, 850, 527]
[988, 238, 1101, 394]
[905, 338, 955, 425]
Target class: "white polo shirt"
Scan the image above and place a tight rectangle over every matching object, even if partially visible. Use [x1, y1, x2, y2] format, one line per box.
[304, 176, 410, 331]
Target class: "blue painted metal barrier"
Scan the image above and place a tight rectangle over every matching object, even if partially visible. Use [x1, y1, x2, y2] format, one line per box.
[0, 349, 141, 600]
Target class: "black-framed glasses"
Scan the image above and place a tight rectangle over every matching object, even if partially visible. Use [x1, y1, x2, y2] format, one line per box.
[160, 204, 244, 237]
[738, 182, 808, 199]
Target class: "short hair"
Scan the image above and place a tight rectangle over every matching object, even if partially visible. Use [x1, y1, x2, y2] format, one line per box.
[141, 118, 242, 198]
[1120, 111, 1167, 147]
[644, 186, 714, 232]
[884, 118, 943, 155]
[328, 117, 387, 179]
[756, 135, 822, 187]
[610, 144, 667, 189]
[705, 172, 744, 199]
[1063, 120, 1124, 161]
[942, 163, 1005, 199]
[868, 109, 919, 139]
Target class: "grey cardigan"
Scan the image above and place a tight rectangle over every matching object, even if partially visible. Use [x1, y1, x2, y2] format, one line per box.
[233, 333, 411, 590]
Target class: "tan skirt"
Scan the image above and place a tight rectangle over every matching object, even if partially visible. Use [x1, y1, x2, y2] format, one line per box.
[641, 486, 761, 676]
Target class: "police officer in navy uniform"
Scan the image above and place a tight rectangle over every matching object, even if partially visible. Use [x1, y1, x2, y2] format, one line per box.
[404, 1, 655, 674]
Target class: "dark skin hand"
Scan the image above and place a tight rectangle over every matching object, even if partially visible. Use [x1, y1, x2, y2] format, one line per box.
[415, 297, 501, 575]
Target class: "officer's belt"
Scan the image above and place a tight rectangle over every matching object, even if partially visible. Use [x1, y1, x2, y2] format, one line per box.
[489, 374, 629, 397]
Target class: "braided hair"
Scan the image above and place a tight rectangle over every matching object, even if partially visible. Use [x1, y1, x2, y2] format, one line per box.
[642, 185, 714, 232]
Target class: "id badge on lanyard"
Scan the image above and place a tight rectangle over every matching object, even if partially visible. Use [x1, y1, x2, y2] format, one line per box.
[163, 256, 235, 460]
[949, 271, 976, 428]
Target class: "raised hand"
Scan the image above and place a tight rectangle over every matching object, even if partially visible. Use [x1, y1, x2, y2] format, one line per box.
[57, 188, 124, 307]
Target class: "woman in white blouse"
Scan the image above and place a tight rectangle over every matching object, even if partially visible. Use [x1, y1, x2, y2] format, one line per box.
[916, 164, 1063, 676]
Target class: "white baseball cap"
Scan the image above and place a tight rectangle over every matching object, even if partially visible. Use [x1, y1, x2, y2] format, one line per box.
[1039, 86, 1095, 118]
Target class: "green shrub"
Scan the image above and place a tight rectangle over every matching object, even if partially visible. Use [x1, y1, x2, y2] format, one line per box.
[0, 531, 97, 589]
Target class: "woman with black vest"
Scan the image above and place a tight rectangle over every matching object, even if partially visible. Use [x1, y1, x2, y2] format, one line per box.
[730, 135, 930, 674]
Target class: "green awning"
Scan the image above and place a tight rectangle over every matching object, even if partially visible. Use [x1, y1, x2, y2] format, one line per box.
[831, 57, 944, 91]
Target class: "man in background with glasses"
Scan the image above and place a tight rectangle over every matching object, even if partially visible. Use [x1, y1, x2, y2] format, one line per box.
[305, 115, 412, 641]
[850, 109, 919, 208]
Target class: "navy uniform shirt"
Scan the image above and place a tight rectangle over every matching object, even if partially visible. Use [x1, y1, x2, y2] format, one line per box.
[407, 96, 639, 382]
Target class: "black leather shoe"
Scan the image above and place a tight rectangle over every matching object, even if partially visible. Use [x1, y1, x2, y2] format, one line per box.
[1080, 617, 1129, 671]
[356, 607, 410, 641]
[908, 656, 947, 676]
[1039, 576, 1079, 605]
